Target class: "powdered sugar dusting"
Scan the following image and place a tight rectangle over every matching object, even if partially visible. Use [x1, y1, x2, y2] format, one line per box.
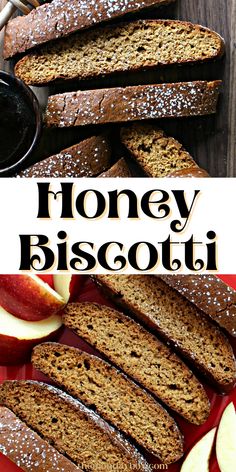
[4, 0, 171, 58]
[160, 275, 236, 336]
[0, 407, 79, 471]
[45, 81, 221, 128]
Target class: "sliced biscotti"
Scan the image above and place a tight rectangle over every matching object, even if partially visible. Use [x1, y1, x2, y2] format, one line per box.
[0, 381, 151, 472]
[63, 302, 210, 425]
[160, 275, 236, 336]
[17, 135, 111, 178]
[32, 342, 183, 463]
[4, 1, 174, 59]
[121, 123, 204, 177]
[94, 275, 236, 393]
[99, 158, 132, 177]
[168, 168, 209, 177]
[14, 20, 224, 85]
[45, 81, 222, 128]
[0, 406, 81, 472]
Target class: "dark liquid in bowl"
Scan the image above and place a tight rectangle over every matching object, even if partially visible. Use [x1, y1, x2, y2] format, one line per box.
[0, 81, 36, 170]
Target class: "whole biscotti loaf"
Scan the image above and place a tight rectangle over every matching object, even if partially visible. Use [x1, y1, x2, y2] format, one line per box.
[121, 123, 200, 176]
[17, 135, 111, 178]
[63, 302, 210, 425]
[14, 20, 224, 86]
[99, 158, 132, 177]
[0, 406, 81, 472]
[0, 381, 151, 472]
[4, 1, 174, 59]
[159, 275, 236, 336]
[45, 81, 222, 128]
[94, 275, 236, 393]
[32, 342, 184, 463]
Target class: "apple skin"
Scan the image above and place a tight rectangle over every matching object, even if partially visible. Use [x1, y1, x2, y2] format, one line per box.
[0, 275, 65, 321]
[0, 327, 63, 365]
[53, 275, 83, 303]
[37, 275, 54, 289]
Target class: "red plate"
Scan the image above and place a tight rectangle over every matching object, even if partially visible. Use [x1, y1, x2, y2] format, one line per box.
[0, 275, 236, 472]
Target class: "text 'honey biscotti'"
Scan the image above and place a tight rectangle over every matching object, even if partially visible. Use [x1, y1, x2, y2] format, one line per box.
[63, 302, 210, 425]
[94, 275, 236, 393]
[121, 123, 200, 177]
[160, 275, 236, 336]
[14, 20, 224, 86]
[32, 342, 184, 463]
[0, 407, 81, 472]
[45, 81, 221, 128]
[4, 0, 174, 59]
[17, 135, 111, 178]
[0, 381, 151, 472]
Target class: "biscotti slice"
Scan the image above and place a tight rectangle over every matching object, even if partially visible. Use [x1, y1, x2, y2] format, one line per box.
[121, 123, 206, 177]
[63, 302, 210, 425]
[0, 381, 151, 472]
[14, 20, 224, 85]
[4, 1, 174, 59]
[94, 275, 236, 393]
[168, 168, 209, 177]
[45, 81, 221, 128]
[99, 158, 132, 177]
[0, 406, 81, 472]
[17, 135, 111, 178]
[32, 342, 184, 463]
[160, 275, 236, 336]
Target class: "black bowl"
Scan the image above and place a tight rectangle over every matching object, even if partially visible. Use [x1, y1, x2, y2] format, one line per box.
[0, 71, 42, 176]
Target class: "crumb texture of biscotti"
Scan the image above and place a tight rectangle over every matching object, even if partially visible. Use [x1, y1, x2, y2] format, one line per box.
[63, 302, 210, 425]
[14, 20, 224, 85]
[99, 158, 132, 177]
[17, 135, 111, 178]
[0, 406, 80, 472]
[4, 1, 173, 59]
[94, 275, 236, 393]
[121, 123, 199, 177]
[32, 342, 183, 463]
[0, 381, 151, 472]
[45, 81, 221, 128]
[160, 275, 236, 336]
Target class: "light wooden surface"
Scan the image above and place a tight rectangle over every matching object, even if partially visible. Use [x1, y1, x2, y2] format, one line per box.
[0, 0, 235, 176]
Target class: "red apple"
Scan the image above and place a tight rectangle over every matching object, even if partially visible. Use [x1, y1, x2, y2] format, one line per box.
[37, 275, 54, 289]
[53, 275, 83, 303]
[0, 305, 63, 365]
[180, 428, 216, 472]
[0, 275, 66, 321]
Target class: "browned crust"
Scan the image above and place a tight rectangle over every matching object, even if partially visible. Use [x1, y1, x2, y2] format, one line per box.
[0, 381, 151, 472]
[17, 135, 111, 178]
[159, 275, 236, 336]
[93, 276, 236, 394]
[32, 342, 184, 463]
[4, 1, 175, 59]
[168, 167, 210, 177]
[14, 19, 225, 85]
[44, 81, 222, 128]
[99, 158, 132, 177]
[0, 406, 81, 471]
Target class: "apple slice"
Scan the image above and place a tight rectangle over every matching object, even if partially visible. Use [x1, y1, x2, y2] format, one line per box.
[0, 274, 66, 321]
[0, 305, 62, 365]
[181, 428, 216, 472]
[53, 275, 82, 303]
[216, 402, 236, 471]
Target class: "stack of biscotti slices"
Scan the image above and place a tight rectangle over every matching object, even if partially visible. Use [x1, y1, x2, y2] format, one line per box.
[93, 275, 236, 393]
[0, 381, 152, 471]
[5, 0, 224, 175]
